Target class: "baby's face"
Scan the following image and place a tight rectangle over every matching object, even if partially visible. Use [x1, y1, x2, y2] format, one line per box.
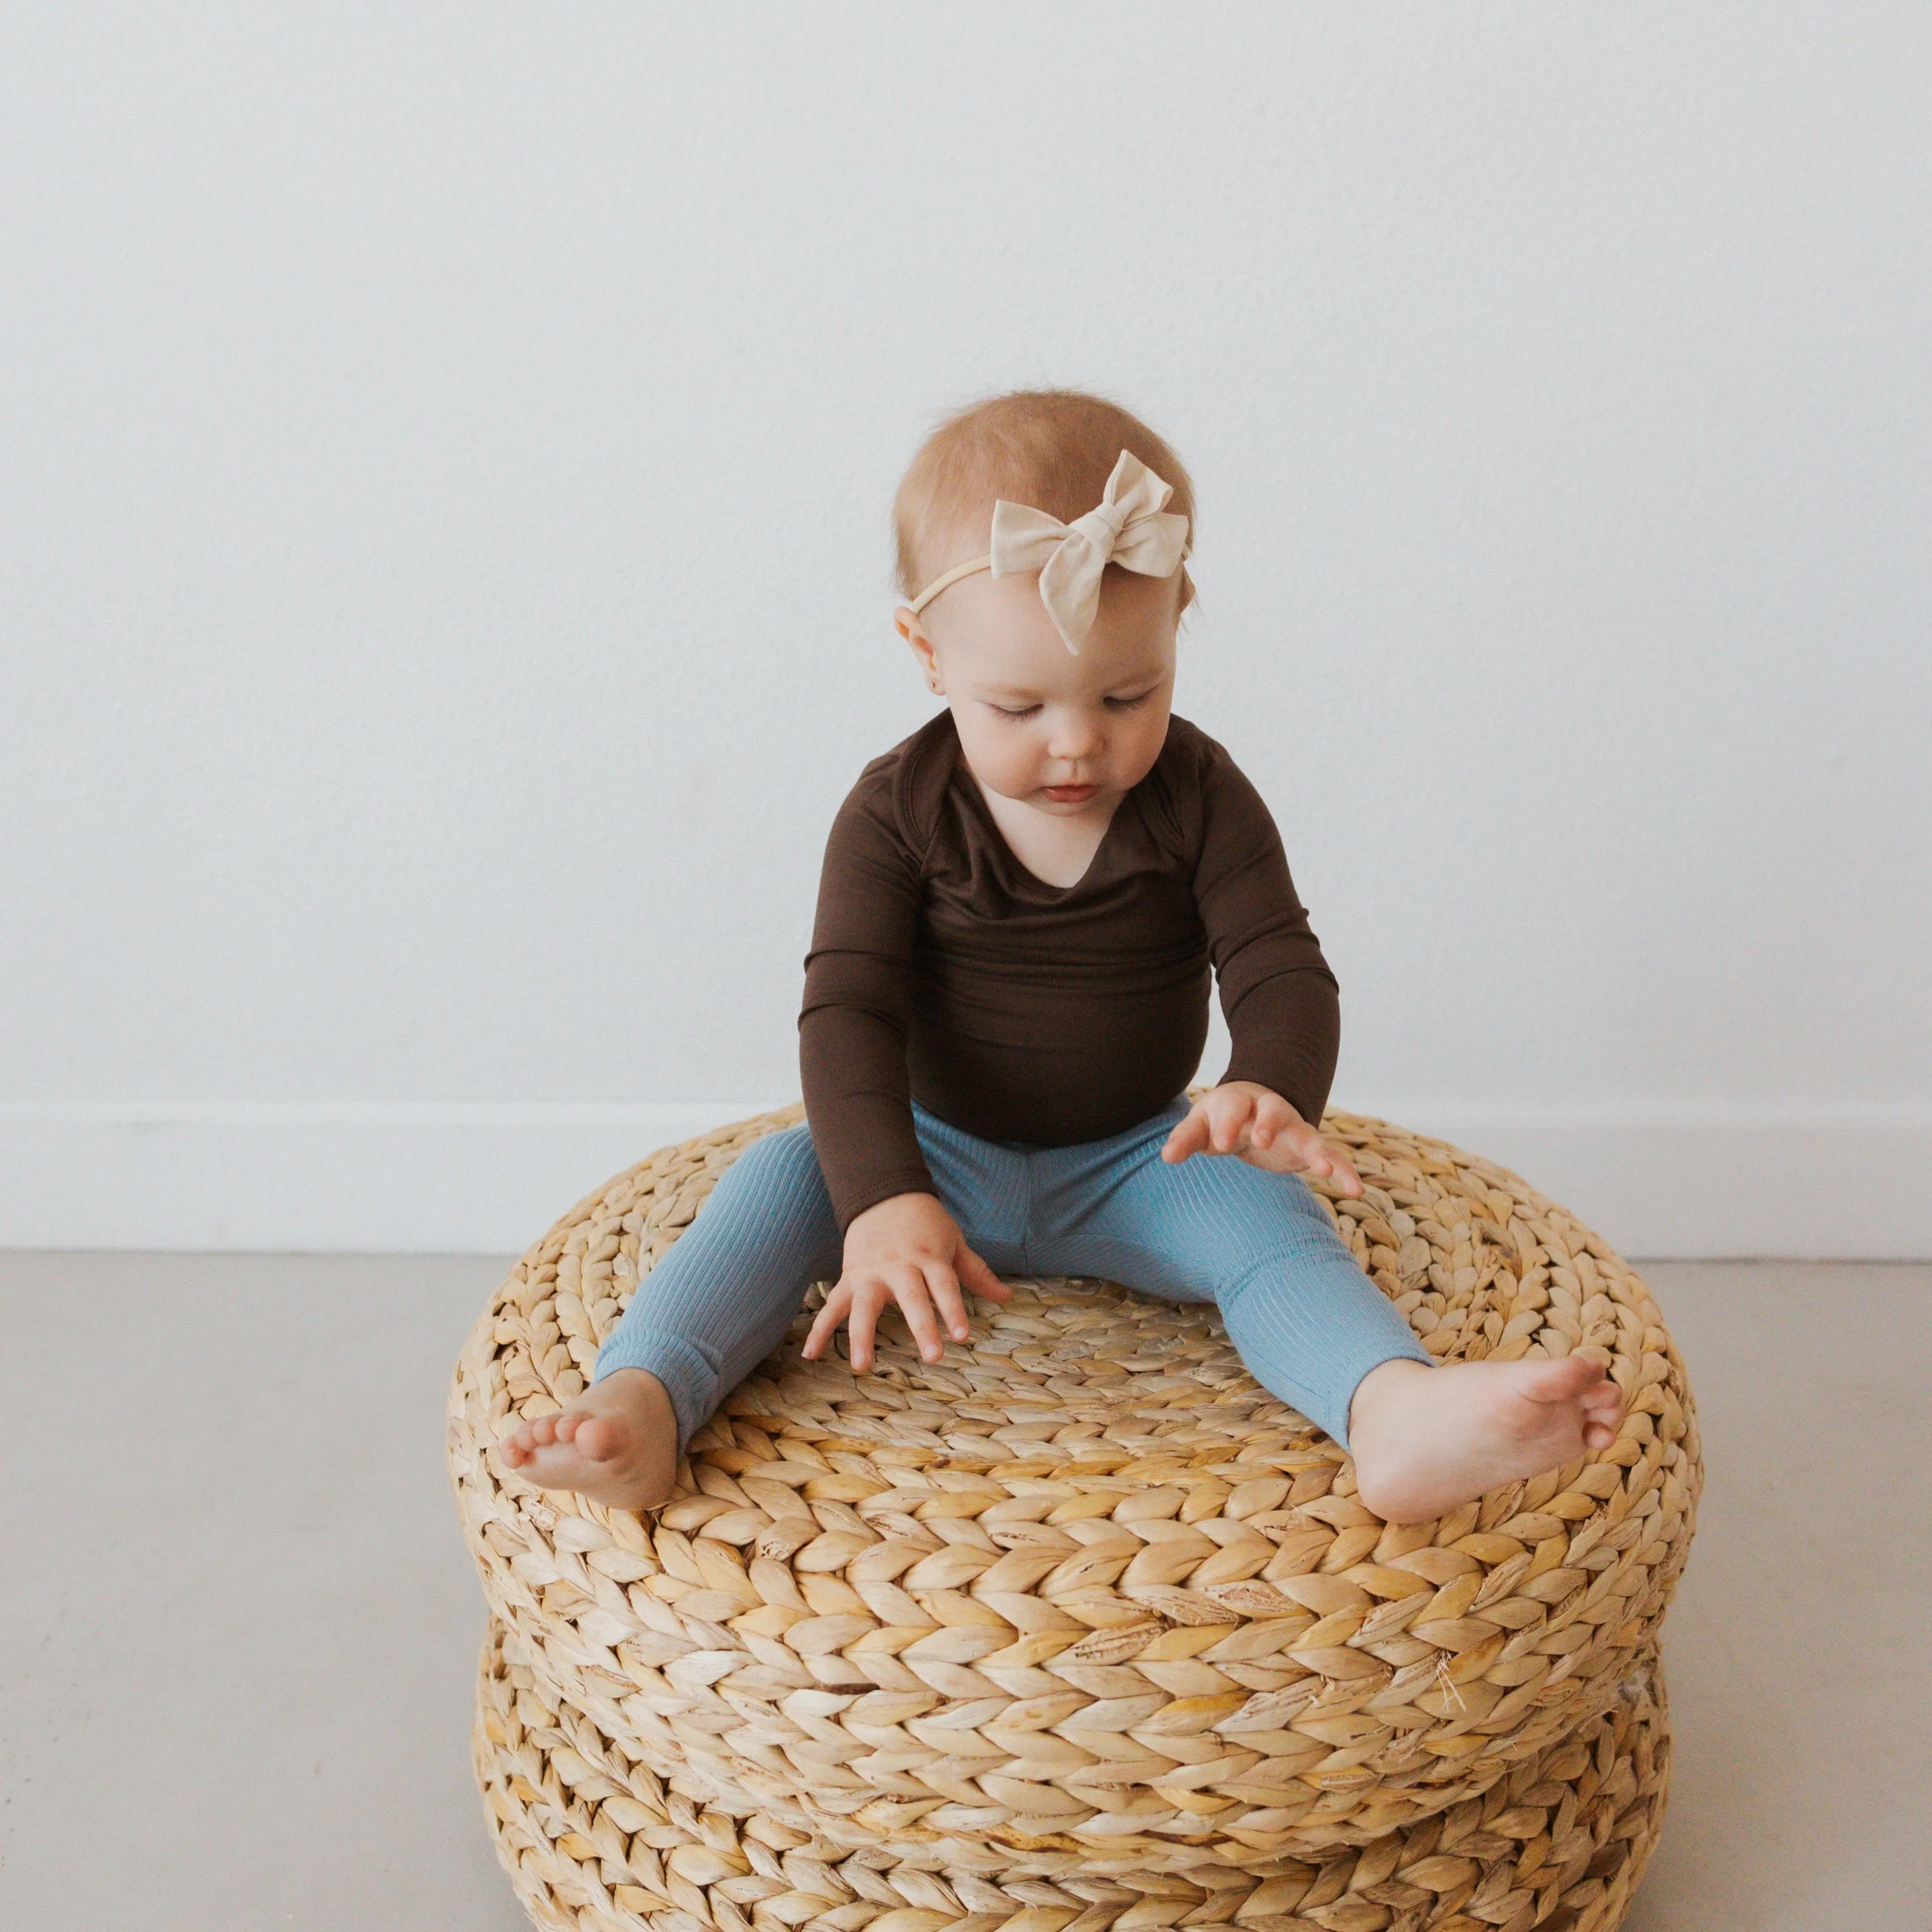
[899, 565, 1180, 818]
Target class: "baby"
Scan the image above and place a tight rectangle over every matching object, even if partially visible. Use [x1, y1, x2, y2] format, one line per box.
[504, 388, 1623, 1524]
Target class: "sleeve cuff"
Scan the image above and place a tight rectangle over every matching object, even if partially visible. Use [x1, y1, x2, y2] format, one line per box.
[833, 1168, 942, 1238]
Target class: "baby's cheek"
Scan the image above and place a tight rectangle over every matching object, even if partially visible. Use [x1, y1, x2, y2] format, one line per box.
[955, 716, 1039, 791]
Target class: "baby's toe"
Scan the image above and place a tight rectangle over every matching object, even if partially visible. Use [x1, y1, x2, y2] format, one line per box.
[573, 1416, 624, 1463]
[1579, 1387, 1625, 1432]
[529, 1415, 560, 1446]
[1533, 1353, 1604, 1401]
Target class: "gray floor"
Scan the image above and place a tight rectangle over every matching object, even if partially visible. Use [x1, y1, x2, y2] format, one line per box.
[1, 1257, 1926, 1931]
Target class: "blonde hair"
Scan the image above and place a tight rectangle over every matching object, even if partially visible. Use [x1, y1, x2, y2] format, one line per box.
[893, 388, 1197, 610]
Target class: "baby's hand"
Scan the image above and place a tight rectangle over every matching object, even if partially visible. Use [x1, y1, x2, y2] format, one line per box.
[802, 1191, 1012, 1374]
[1161, 1081, 1364, 1196]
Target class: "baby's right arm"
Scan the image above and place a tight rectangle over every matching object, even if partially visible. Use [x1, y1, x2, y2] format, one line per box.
[800, 1189, 1012, 1372]
[798, 772, 940, 1231]
[800, 768, 1010, 1368]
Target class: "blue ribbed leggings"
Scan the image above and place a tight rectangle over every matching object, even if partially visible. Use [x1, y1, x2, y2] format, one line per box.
[594, 1094, 1433, 1460]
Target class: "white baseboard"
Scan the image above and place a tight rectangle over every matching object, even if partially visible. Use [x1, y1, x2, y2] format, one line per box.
[1344, 1101, 1931, 1262]
[1, 1099, 1926, 1258]
[0, 1102, 775, 1256]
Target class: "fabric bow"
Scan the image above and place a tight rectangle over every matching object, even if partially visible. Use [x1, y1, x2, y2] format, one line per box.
[990, 449, 1191, 654]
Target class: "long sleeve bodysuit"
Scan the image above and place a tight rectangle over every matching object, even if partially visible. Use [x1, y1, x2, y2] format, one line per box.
[798, 708, 1341, 1234]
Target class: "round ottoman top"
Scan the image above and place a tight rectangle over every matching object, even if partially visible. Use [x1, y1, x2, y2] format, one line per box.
[448, 1102, 1700, 1873]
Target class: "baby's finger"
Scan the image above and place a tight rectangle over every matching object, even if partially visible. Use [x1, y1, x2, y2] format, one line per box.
[1208, 1090, 1253, 1154]
[922, 1262, 972, 1343]
[846, 1287, 889, 1372]
[1161, 1104, 1211, 1164]
[801, 1285, 848, 1360]
[1249, 1093, 1297, 1151]
[956, 1243, 1012, 1303]
[1323, 1142, 1365, 1196]
[1289, 1120, 1349, 1175]
[892, 1271, 947, 1362]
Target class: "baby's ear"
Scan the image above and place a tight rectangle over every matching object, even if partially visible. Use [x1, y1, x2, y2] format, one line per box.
[896, 608, 943, 688]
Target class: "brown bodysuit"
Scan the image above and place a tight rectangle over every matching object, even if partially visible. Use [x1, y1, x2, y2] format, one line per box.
[799, 709, 1340, 1234]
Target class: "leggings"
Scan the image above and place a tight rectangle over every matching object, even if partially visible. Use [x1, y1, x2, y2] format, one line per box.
[594, 1093, 1433, 1461]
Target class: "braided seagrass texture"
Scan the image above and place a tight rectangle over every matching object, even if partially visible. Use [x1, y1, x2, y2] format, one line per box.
[448, 1104, 1699, 1872]
[475, 1615, 1671, 1932]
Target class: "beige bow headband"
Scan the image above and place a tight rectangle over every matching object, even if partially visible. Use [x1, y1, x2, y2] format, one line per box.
[906, 448, 1191, 654]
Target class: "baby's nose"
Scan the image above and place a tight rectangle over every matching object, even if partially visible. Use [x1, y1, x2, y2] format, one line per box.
[1046, 714, 1103, 759]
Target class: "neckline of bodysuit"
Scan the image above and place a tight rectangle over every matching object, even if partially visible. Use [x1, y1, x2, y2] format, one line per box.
[949, 737, 1138, 898]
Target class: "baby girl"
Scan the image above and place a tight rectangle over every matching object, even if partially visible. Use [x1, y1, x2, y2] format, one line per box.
[504, 388, 1623, 1524]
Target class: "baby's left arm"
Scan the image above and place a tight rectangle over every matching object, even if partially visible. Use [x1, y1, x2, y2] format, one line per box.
[1177, 736, 1359, 1190]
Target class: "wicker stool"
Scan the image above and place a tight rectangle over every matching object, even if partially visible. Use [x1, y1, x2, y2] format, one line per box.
[475, 1615, 1671, 1932]
[449, 1105, 1698, 1918]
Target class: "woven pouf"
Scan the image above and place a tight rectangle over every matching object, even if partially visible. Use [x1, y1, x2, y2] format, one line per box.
[449, 1104, 1699, 1897]
[475, 1613, 1671, 1932]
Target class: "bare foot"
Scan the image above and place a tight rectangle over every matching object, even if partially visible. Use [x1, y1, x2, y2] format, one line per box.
[498, 1367, 679, 1511]
[1347, 1354, 1625, 1525]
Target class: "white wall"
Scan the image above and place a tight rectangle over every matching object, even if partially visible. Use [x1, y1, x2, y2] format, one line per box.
[3, 4, 1927, 1256]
